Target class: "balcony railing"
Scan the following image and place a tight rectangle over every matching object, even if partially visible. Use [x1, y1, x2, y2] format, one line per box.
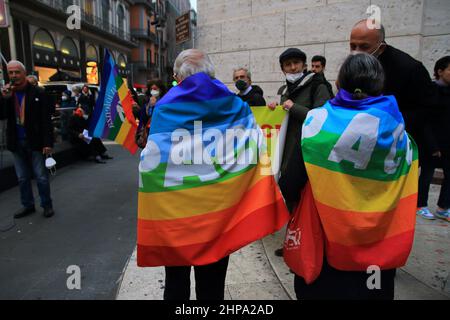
[130, 29, 157, 43]
[34, 0, 135, 44]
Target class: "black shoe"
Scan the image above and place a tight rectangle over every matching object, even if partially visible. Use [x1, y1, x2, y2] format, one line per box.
[274, 248, 284, 257]
[100, 154, 113, 160]
[14, 206, 36, 219]
[43, 207, 55, 218]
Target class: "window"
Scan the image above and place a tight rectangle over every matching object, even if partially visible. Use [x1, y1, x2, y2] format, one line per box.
[147, 49, 151, 68]
[117, 54, 127, 69]
[61, 38, 78, 57]
[102, 0, 110, 30]
[84, 0, 94, 16]
[117, 5, 125, 34]
[33, 29, 56, 51]
[86, 45, 98, 62]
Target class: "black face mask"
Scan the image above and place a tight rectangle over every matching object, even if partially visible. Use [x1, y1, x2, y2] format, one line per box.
[235, 80, 248, 92]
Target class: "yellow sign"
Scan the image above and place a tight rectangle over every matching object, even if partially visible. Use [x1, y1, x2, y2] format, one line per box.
[251, 106, 288, 178]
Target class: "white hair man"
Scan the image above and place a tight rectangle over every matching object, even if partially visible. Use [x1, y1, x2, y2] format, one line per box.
[0, 60, 55, 218]
[138, 49, 290, 300]
[172, 48, 215, 83]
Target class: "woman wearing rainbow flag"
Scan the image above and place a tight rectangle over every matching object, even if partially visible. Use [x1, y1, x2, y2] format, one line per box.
[286, 53, 419, 300]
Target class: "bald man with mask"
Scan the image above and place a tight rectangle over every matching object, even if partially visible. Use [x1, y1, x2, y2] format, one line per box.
[350, 20, 438, 217]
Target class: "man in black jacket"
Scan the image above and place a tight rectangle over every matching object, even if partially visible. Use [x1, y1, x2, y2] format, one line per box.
[350, 19, 438, 218]
[233, 68, 266, 106]
[0, 60, 55, 218]
[350, 20, 436, 152]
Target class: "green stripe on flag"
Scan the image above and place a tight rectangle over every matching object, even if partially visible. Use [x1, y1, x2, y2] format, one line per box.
[302, 130, 418, 182]
[139, 162, 257, 193]
[108, 114, 123, 140]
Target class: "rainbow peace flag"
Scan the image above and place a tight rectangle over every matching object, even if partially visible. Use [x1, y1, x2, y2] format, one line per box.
[137, 72, 290, 267]
[301, 89, 418, 270]
[89, 50, 138, 154]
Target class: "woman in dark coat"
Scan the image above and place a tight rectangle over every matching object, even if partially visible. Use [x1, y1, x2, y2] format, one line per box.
[68, 107, 112, 163]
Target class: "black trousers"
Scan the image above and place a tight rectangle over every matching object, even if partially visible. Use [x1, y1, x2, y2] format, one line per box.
[294, 259, 395, 300]
[164, 256, 229, 300]
[418, 151, 450, 208]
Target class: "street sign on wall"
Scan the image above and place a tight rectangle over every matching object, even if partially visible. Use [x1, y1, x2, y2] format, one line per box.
[175, 12, 190, 44]
[0, 0, 9, 28]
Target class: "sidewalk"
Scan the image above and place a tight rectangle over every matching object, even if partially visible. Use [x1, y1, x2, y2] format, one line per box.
[117, 184, 450, 300]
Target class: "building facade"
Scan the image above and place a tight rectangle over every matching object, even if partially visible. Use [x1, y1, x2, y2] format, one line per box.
[165, 0, 194, 80]
[130, 0, 165, 88]
[0, 0, 136, 85]
[197, 0, 450, 102]
[129, 0, 194, 88]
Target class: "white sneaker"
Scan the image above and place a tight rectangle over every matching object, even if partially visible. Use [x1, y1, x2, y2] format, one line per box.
[416, 207, 435, 220]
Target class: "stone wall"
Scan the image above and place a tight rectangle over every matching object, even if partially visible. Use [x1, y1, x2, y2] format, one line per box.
[197, 0, 450, 102]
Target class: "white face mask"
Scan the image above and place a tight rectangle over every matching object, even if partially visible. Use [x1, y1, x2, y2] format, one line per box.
[285, 72, 303, 84]
[45, 155, 57, 175]
[62, 96, 68, 101]
[151, 90, 160, 97]
[82, 114, 89, 120]
[351, 42, 384, 57]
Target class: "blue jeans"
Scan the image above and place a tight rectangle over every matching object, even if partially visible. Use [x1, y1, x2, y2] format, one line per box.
[12, 140, 52, 209]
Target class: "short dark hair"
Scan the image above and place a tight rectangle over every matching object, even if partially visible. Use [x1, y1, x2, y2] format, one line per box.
[312, 55, 326, 67]
[434, 56, 450, 79]
[337, 53, 385, 99]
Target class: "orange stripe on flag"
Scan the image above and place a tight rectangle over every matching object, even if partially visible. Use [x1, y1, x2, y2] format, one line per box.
[137, 197, 289, 267]
[137, 175, 284, 247]
[123, 125, 138, 154]
[316, 192, 417, 247]
[326, 230, 415, 271]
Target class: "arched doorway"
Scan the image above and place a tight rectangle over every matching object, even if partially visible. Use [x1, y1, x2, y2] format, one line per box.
[54, 37, 81, 81]
[86, 45, 99, 84]
[32, 29, 58, 82]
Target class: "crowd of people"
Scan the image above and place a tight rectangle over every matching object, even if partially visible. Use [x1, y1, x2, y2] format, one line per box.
[0, 16, 448, 300]
[134, 19, 449, 301]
